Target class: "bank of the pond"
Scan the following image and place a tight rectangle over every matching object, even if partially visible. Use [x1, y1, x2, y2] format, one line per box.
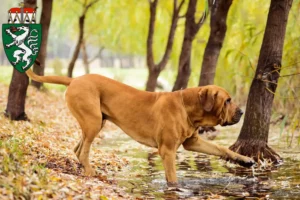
[0, 83, 131, 199]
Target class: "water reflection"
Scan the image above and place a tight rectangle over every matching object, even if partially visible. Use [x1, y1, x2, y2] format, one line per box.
[98, 130, 300, 199]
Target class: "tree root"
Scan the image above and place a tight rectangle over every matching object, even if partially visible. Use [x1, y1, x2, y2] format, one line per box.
[229, 139, 282, 165]
[4, 111, 30, 121]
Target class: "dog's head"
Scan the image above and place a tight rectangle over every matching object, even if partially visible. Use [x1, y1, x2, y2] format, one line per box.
[198, 85, 243, 127]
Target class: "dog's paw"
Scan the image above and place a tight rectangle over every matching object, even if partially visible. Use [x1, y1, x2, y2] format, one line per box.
[236, 158, 256, 168]
[167, 181, 179, 188]
[223, 155, 256, 168]
[84, 168, 96, 176]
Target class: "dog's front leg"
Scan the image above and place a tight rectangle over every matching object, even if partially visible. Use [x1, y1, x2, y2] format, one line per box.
[183, 135, 255, 167]
[159, 145, 178, 186]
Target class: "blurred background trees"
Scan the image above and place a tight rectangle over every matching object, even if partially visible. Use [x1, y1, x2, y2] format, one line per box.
[145, 0, 184, 91]
[67, 0, 99, 78]
[199, 0, 232, 86]
[172, 0, 209, 91]
[31, 0, 53, 88]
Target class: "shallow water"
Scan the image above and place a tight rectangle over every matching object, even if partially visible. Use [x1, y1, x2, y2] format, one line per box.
[97, 127, 300, 199]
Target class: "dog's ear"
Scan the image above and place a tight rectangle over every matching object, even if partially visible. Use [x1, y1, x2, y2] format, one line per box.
[199, 88, 218, 112]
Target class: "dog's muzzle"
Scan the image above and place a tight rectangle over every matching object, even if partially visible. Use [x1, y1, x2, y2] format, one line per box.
[221, 109, 243, 126]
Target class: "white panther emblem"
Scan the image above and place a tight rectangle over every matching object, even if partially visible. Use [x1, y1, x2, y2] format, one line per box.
[5, 26, 39, 69]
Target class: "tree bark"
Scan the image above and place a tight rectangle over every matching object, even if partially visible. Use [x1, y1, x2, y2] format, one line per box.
[98, 47, 105, 68]
[67, 0, 98, 77]
[230, 0, 293, 163]
[5, 69, 30, 120]
[31, 0, 53, 89]
[173, 39, 192, 90]
[146, 0, 184, 91]
[145, 0, 158, 91]
[172, 0, 208, 91]
[68, 14, 85, 77]
[0, 49, 5, 65]
[146, 68, 160, 92]
[81, 39, 90, 74]
[199, 0, 232, 86]
[5, 0, 37, 121]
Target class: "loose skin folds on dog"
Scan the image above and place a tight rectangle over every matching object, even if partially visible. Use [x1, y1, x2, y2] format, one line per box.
[26, 69, 255, 186]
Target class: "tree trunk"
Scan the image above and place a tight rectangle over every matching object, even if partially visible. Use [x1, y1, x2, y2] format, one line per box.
[5, 69, 29, 120]
[68, 15, 85, 77]
[145, 0, 158, 91]
[0, 49, 5, 65]
[81, 39, 90, 74]
[230, 0, 293, 163]
[5, 0, 37, 121]
[172, 0, 208, 91]
[173, 60, 191, 90]
[172, 39, 192, 90]
[98, 47, 105, 68]
[146, 68, 160, 91]
[31, 0, 53, 89]
[199, 0, 232, 86]
[145, 0, 184, 91]
[67, 0, 98, 77]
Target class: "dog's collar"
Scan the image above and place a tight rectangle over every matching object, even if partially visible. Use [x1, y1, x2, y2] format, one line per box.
[180, 90, 195, 129]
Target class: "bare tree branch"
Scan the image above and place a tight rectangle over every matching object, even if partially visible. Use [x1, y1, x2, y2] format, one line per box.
[157, 0, 184, 69]
[87, 0, 99, 8]
[194, 3, 211, 31]
[146, 0, 158, 70]
[146, 0, 186, 91]
[279, 72, 300, 78]
[88, 46, 104, 64]
[177, 0, 185, 12]
[173, 0, 178, 13]
[83, 0, 99, 15]
[67, 0, 99, 77]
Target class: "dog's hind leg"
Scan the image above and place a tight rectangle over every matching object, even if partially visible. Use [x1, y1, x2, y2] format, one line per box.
[74, 114, 102, 176]
[74, 118, 106, 158]
[66, 88, 103, 176]
[79, 123, 102, 176]
[74, 139, 83, 157]
[74, 119, 106, 159]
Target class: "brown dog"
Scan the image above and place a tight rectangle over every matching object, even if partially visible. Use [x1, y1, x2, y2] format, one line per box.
[26, 69, 254, 186]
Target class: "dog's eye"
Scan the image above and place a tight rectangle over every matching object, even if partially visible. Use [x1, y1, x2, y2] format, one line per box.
[225, 98, 231, 105]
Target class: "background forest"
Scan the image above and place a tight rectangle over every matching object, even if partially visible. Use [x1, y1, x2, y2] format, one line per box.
[1, 0, 299, 124]
[0, 0, 300, 199]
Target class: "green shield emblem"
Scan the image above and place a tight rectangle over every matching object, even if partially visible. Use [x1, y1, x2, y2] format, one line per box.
[2, 24, 41, 73]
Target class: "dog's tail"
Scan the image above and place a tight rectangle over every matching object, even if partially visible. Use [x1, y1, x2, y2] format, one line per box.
[26, 67, 72, 86]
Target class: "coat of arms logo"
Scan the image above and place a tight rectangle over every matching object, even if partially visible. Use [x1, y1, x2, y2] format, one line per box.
[2, 2, 42, 73]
